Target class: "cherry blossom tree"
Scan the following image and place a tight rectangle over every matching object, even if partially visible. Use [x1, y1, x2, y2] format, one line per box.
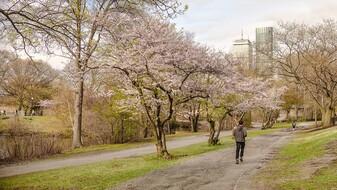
[250, 84, 285, 129]
[204, 67, 285, 144]
[0, 0, 185, 148]
[103, 15, 221, 158]
[198, 54, 239, 145]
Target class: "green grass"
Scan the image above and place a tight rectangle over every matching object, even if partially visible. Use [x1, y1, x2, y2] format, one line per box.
[279, 164, 337, 190]
[255, 126, 337, 189]
[0, 124, 288, 190]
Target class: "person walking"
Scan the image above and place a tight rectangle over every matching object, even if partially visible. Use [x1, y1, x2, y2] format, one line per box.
[292, 121, 296, 131]
[233, 120, 247, 164]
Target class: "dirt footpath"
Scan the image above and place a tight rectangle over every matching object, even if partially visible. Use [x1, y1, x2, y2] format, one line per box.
[110, 129, 295, 190]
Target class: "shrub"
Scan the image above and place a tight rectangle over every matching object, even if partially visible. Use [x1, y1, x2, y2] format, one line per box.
[0, 118, 71, 163]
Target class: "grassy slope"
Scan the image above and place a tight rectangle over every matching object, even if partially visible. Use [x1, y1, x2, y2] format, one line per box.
[0, 123, 289, 190]
[255, 126, 337, 189]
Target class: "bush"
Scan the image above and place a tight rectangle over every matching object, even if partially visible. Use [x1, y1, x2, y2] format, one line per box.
[0, 118, 71, 163]
[82, 111, 145, 145]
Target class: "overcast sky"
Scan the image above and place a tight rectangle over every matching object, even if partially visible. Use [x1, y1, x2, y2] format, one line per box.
[171, 0, 337, 51]
[4, 0, 337, 69]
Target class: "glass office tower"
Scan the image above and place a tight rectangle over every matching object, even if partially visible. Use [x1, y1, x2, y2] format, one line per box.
[255, 27, 273, 69]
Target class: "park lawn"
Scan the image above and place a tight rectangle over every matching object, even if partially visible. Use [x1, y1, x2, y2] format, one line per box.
[254, 126, 337, 189]
[0, 123, 289, 190]
[0, 116, 70, 134]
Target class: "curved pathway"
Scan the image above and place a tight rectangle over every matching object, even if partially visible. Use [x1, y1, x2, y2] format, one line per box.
[110, 122, 314, 190]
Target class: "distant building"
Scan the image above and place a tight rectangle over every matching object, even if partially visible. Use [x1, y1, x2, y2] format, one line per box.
[230, 32, 253, 69]
[255, 27, 274, 72]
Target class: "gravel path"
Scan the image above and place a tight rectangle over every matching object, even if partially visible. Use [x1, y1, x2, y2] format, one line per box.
[110, 129, 294, 190]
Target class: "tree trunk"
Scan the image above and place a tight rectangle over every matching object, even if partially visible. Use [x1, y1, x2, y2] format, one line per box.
[261, 110, 266, 130]
[143, 127, 149, 138]
[166, 122, 172, 134]
[121, 119, 125, 143]
[286, 110, 290, 122]
[155, 126, 172, 159]
[110, 124, 114, 144]
[213, 115, 226, 145]
[321, 108, 333, 127]
[191, 114, 199, 132]
[208, 120, 217, 145]
[155, 142, 171, 158]
[72, 0, 84, 149]
[72, 74, 84, 148]
[266, 111, 273, 129]
[189, 103, 200, 132]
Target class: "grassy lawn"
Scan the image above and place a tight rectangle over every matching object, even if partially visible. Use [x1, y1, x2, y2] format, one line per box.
[0, 116, 70, 134]
[254, 126, 337, 189]
[0, 123, 289, 190]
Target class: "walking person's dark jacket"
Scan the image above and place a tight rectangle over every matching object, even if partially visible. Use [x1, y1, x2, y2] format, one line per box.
[232, 124, 247, 142]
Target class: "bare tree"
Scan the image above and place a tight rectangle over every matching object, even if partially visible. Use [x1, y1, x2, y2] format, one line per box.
[0, 0, 185, 148]
[0, 50, 15, 87]
[274, 19, 337, 127]
[1, 58, 58, 114]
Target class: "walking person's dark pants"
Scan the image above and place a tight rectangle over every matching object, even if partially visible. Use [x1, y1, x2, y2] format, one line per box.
[236, 142, 245, 160]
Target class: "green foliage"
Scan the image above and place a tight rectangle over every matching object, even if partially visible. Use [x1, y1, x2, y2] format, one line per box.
[89, 88, 142, 143]
[168, 120, 181, 130]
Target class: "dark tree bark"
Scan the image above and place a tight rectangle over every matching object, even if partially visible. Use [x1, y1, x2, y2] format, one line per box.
[189, 102, 201, 132]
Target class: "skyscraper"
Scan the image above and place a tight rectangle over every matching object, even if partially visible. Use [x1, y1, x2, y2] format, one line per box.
[230, 32, 253, 69]
[255, 27, 273, 70]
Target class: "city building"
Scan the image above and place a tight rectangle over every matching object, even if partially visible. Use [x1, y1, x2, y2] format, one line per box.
[229, 31, 253, 69]
[255, 27, 274, 71]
